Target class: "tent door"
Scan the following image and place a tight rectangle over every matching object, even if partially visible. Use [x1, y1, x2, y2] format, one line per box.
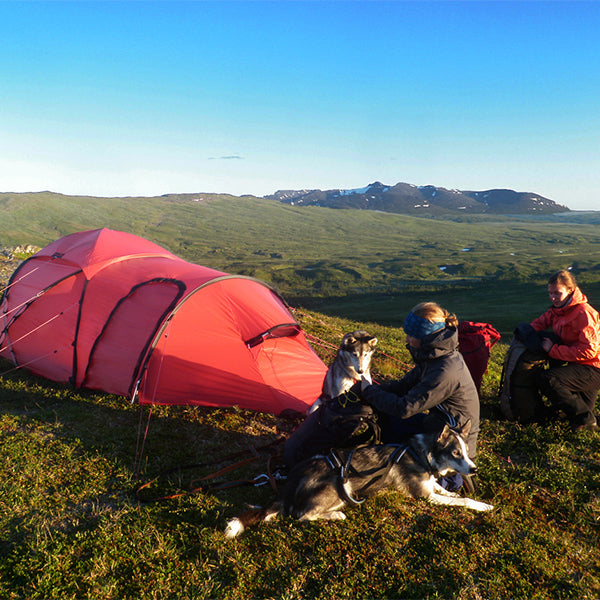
[81, 278, 185, 394]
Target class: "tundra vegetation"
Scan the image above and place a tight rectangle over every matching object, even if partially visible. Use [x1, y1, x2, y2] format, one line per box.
[1, 192, 600, 599]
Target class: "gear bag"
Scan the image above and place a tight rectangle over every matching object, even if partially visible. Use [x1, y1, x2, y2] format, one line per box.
[499, 325, 549, 423]
[458, 321, 501, 395]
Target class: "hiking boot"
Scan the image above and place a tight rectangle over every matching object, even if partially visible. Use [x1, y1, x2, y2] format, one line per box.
[438, 473, 464, 492]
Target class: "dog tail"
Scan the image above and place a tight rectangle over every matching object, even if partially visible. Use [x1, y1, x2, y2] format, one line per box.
[224, 501, 283, 538]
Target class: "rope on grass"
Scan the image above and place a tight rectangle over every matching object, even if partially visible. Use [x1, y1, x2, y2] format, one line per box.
[295, 308, 413, 373]
[133, 405, 154, 477]
[135, 439, 286, 502]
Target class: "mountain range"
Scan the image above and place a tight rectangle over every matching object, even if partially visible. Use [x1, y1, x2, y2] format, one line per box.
[265, 182, 570, 215]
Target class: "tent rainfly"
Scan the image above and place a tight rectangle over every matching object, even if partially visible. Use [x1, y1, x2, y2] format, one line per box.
[0, 228, 327, 414]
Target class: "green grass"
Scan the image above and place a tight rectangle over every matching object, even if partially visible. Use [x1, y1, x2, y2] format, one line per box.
[294, 279, 600, 338]
[2, 309, 600, 600]
[2, 193, 600, 597]
[2, 191, 600, 301]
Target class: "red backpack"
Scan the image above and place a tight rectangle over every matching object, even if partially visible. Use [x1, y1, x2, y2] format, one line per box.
[458, 321, 501, 395]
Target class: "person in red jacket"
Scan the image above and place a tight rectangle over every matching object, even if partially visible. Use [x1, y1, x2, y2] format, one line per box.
[531, 270, 600, 431]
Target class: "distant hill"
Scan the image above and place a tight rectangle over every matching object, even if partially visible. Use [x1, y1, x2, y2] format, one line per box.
[2, 190, 600, 307]
[265, 182, 570, 215]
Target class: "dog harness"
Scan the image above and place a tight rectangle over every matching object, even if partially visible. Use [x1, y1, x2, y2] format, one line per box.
[324, 444, 435, 506]
[334, 385, 362, 407]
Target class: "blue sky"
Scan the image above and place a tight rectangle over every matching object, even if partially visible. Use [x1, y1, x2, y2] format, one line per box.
[1, 1, 599, 210]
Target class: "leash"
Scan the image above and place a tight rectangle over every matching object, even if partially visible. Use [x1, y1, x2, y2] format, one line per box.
[136, 437, 286, 502]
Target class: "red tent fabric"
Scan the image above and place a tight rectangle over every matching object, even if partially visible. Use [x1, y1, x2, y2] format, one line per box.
[0, 228, 326, 414]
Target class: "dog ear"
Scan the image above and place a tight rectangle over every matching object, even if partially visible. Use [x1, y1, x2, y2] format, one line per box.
[369, 337, 378, 348]
[342, 334, 357, 347]
[437, 423, 452, 443]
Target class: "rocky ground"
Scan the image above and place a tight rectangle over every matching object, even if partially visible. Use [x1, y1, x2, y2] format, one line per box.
[0, 246, 38, 287]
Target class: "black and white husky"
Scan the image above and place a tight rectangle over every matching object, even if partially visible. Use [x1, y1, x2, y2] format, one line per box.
[225, 421, 493, 537]
[308, 330, 377, 414]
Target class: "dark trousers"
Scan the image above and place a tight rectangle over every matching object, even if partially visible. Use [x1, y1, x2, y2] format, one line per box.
[538, 363, 600, 425]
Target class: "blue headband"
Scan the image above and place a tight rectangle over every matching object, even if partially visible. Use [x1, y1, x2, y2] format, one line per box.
[403, 311, 446, 340]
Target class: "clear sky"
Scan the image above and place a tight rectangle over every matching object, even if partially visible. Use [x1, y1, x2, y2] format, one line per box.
[1, 1, 599, 210]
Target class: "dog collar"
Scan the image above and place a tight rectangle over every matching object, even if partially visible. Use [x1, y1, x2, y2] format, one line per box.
[407, 446, 440, 478]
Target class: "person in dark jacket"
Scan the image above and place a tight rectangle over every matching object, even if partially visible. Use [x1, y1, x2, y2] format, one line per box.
[361, 301, 480, 460]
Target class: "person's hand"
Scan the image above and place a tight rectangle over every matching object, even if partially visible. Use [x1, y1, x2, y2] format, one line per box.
[361, 376, 371, 392]
[541, 337, 554, 353]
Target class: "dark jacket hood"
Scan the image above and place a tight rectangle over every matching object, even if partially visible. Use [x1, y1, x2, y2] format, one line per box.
[410, 327, 458, 362]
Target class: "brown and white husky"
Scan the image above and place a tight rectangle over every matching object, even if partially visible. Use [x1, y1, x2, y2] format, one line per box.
[225, 421, 493, 537]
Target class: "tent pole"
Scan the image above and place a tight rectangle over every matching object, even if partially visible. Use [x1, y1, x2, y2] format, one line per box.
[133, 404, 153, 478]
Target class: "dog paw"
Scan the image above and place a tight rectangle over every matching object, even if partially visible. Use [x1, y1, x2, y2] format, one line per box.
[465, 499, 494, 512]
[224, 518, 244, 538]
[307, 399, 323, 414]
[428, 494, 494, 512]
[327, 511, 347, 520]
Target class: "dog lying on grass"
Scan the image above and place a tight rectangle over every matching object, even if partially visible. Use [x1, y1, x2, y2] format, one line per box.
[225, 421, 493, 537]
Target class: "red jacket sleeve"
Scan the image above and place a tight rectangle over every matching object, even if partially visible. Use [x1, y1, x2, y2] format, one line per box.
[548, 310, 600, 363]
[531, 310, 553, 332]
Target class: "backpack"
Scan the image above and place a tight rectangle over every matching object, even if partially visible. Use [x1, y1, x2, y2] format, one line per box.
[458, 321, 501, 395]
[281, 388, 381, 468]
[498, 332, 548, 423]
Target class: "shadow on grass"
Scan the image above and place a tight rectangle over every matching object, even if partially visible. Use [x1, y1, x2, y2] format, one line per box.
[0, 359, 297, 530]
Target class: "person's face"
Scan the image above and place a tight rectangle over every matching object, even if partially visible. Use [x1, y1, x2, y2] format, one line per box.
[548, 283, 571, 308]
[405, 335, 421, 349]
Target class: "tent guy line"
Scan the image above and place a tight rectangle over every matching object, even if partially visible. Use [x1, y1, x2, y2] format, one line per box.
[0, 302, 79, 354]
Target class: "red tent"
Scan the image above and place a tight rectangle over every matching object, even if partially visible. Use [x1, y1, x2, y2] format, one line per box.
[0, 229, 326, 414]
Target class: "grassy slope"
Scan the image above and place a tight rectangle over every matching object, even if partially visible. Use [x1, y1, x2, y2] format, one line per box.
[2, 193, 600, 598]
[1, 310, 600, 600]
[2, 192, 600, 286]
[297, 279, 600, 338]
[3, 191, 599, 337]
